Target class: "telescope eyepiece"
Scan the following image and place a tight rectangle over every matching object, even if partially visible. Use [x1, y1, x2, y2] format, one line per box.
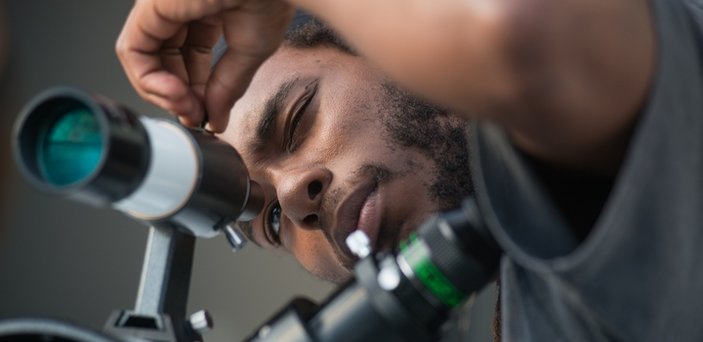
[15, 90, 106, 191]
[34, 105, 103, 186]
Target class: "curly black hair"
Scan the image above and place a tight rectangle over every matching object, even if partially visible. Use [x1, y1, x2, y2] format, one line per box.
[211, 13, 355, 66]
[283, 18, 355, 55]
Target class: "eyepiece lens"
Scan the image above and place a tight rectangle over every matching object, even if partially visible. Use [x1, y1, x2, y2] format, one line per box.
[36, 107, 103, 186]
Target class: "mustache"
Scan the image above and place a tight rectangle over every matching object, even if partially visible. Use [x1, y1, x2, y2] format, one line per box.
[318, 164, 392, 268]
[319, 164, 391, 225]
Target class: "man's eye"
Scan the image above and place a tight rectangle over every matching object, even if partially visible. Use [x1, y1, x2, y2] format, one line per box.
[265, 201, 282, 246]
[285, 81, 317, 152]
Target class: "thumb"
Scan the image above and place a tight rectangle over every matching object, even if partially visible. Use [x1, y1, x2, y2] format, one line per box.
[204, 4, 294, 132]
[204, 48, 266, 133]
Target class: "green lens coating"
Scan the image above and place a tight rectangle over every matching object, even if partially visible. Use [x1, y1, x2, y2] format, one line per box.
[37, 107, 103, 186]
[400, 233, 467, 308]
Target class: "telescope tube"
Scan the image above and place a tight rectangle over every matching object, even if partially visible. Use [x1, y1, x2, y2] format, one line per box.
[13, 87, 263, 237]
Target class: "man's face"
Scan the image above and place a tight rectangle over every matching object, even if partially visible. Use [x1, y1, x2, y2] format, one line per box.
[219, 45, 469, 283]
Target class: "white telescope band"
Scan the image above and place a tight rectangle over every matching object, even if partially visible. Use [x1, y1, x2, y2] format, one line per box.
[113, 118, 199, 220]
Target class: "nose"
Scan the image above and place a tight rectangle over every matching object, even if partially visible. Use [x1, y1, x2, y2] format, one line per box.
[275, 165, 332, 230]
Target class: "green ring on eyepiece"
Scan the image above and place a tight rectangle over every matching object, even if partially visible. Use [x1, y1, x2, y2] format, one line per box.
[400, 233, 466, 308]
[36, 107, 104, 186]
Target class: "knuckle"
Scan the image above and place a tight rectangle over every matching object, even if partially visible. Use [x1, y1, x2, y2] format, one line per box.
[190, 45, 213, 57]
[114, 35, 127, 55]
[160, 46, 183, 56]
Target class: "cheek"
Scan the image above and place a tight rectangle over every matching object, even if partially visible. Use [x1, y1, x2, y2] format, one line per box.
[288, 229, 351, 281]
[311, 110, 387, 162]
[317, 81, 384, 142]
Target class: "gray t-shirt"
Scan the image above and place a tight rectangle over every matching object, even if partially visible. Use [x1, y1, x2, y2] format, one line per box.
[471, 0, 703, 340]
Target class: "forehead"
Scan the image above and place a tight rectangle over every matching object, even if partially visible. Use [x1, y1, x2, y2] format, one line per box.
[224, 46, 372, 148]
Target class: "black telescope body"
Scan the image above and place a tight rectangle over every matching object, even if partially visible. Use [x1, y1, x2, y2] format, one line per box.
[13, 87, 264, 237]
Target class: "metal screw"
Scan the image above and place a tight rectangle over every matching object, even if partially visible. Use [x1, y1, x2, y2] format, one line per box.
[258, 325, 272, 339]
[346, 230, 371, 258]
[189, 310, 214, 334]
[378, 262, 401, 291]
[224, 224, 247, 252]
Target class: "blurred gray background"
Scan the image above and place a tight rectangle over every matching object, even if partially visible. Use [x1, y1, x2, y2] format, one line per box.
[0, 1, 496, 341]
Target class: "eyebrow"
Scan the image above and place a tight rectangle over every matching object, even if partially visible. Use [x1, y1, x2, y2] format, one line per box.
[252, 78, 298, 151]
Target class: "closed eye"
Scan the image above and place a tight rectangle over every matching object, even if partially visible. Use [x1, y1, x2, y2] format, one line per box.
[284, 80, 318, 153]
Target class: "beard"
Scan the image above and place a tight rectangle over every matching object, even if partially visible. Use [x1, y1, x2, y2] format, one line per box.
[326, 81, 473, 273]
[379, 81, 473, 211]
[315, 82, 474, 281]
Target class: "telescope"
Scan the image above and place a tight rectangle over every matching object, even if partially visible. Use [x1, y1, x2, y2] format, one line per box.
[13, 87, 263, 238]
[2, 88, 503, 341]
[8, 87, 264, 341]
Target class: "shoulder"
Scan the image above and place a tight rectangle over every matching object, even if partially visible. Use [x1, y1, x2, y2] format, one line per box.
[496, 0, 655, 173]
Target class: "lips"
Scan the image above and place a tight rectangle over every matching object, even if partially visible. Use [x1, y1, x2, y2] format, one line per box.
[331, 179, 382, 263]
[357, 190, 381, 242]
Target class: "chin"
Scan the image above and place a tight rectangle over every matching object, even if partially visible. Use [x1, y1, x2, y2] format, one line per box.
[330, 272, 353, 285]
[321, 268, 353, 284]
[309, 262, 354, 284]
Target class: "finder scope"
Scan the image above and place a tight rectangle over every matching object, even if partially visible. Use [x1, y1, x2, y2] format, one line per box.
[13, 87, 264, 238]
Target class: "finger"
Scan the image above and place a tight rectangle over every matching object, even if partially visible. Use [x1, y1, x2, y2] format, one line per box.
[183, 16, 222, 102]
[141, 73, 203, 124]
[117, 0, 236, 122]
[153, 0, 242, 22]
[117, 3, 200, 121]
[158, 26, 211, 124]
[205, 4, 295, 133]
[205, 49, 262, 133]
[160, 25, 189, 84]
[120, 40, 204, 122]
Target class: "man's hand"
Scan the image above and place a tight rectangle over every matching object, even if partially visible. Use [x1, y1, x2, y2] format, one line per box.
[116, 0, 294, 132]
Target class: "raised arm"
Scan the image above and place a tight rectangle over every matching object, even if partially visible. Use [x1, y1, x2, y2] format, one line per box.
[117, 0, 654, 170]
[293, 0, 654, 171]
